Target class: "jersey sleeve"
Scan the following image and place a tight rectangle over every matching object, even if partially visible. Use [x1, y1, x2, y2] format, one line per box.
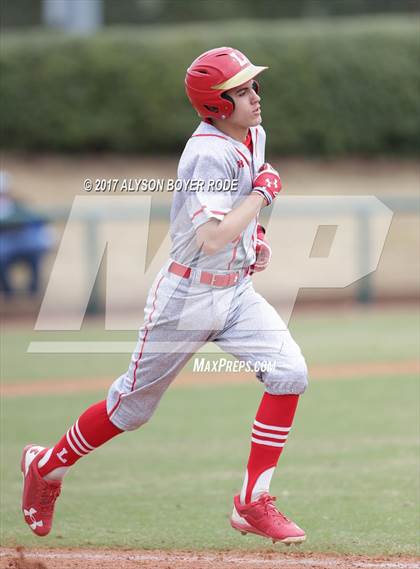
[183, 153, 235, 230]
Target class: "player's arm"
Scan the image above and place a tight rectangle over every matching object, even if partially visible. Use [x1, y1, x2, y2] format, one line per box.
[196, 193, 264, 255]
[196, 163, 282, 256]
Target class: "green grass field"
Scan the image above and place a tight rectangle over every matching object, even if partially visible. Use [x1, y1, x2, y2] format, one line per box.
[2, 307, 419, 383]
[1, 307, 419, 555]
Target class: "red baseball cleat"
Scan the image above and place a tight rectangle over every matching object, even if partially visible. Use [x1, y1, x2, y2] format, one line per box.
[21, 444, 61, 537]
[230, 493, 306, 544]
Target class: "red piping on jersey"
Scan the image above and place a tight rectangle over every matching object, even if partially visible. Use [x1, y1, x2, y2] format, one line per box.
[192, 206, 228, 220]
[130, 274, 165, 392]
[234, 148, 249, 166]
[234, 148, 253, 180]
[255, 128, 258, 158]
[108, 393, 123, 419]
[191, 134, 228, 140]
[191, 205, 207, 220]
[227, 234, 242, 270]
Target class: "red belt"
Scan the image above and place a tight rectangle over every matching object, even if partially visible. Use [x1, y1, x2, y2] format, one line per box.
[168, 261, 250, 288]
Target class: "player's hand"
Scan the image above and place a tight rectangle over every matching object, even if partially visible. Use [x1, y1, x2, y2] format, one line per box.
[250, 224, 272, 274]
[251, 163, 282, 206]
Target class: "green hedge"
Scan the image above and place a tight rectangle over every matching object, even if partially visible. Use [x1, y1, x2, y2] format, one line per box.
[1, 17, 419, 155]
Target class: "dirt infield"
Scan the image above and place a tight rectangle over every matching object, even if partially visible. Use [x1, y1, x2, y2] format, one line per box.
[2, 547, 420, 569]
[1, 359, 418, 398]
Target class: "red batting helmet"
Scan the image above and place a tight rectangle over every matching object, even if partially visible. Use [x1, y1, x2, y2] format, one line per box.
[185, 47, 268, 120]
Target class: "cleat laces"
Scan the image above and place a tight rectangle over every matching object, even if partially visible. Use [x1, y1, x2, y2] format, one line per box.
[260, 495, 291, 524]
[39, 485, 61, 514]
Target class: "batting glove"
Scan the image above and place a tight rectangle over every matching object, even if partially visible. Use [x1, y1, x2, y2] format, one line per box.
[250, 224, 272, 274]
[251, 163, 282, 206]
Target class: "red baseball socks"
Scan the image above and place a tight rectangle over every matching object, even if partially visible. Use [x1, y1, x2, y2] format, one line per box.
[240, 393, 299, 504]
[35, 393, 298, 495]
[37, 400, 123, 481]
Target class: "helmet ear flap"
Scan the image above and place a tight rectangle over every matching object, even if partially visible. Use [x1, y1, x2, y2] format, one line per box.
[220, 92, 235, 117]
[218, 81, 258, 118]
[204, 105, 219, 113]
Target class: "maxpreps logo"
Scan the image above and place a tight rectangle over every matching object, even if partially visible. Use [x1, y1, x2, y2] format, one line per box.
[193, 357, 276, 373]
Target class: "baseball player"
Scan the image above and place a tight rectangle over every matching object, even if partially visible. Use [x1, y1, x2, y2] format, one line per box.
[21, 47, 308, 545]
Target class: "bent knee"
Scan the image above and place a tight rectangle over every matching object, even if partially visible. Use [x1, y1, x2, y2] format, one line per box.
[110, 407, 154, 431]
[107, 390, 158, 431]
[107, 374, 171, 431]
[263, 357, 309, 395]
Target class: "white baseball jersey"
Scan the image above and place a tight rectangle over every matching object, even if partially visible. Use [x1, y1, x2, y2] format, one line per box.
[169, 121, 266, 271]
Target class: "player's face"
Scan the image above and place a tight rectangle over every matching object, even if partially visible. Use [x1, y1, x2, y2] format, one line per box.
[226, 79, 262, 128]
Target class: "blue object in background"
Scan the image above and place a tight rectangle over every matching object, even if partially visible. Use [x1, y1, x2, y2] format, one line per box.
[0, 172, 54, 297]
